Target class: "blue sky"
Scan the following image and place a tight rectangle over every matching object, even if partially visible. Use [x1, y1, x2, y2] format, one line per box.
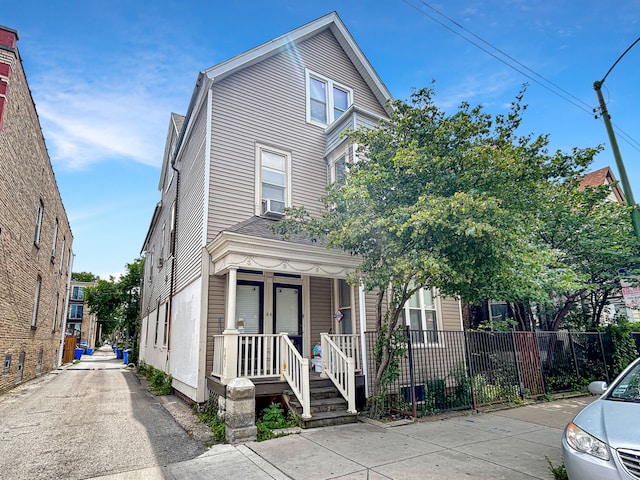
[4, 1, 640, 279]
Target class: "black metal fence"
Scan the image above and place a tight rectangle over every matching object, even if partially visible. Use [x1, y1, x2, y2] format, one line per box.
[364, 328, 640, 417]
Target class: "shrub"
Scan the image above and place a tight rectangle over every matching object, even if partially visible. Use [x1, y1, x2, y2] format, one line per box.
[198, 399, 225, 442]
[255, 402, 297, 442]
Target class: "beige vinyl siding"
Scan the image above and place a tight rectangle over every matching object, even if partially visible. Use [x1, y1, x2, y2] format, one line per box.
[207, 28, 388, 239]
[440, 297, 462, 331]
[174, 102, 207, 291]
[310, 277, 332, 346]
[206, 274, 226, 375]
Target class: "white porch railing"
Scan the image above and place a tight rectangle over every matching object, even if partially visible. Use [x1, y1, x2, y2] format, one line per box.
[321, 333, 357, 414]
[326, 334, 362, 372]
[237, 334, 281, 378]
[280, 335, 311, 419]
[212, 335, 224, 377]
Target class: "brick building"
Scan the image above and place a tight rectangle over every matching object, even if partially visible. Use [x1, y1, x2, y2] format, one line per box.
[0, 26, 74, 393]
[66, 280, 99, 348]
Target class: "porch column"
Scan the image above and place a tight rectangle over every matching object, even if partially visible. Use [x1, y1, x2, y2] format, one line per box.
[222, 267, 239, 384]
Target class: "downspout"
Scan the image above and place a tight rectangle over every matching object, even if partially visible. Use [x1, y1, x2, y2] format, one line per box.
[167, 158, 180, 357]
[58, 253, 74, 366]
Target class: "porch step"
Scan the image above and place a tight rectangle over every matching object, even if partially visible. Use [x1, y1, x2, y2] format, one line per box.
[283, 381, 357, 428]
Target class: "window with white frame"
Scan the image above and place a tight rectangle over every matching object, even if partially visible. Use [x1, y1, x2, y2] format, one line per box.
[154, 300, 160, 346]
[69, 304, 83, 320]
[51, 218, 58, 259]
[31, 276, 42, 329]
[335, 279, 353, 334]
[402, 287, 439, 344]
[52, 293, 59, 332]
[305, 69, 352, 126]
[71, 286, 84, 301]
[163, 303, 169, 346]
[328, 147, 348, 186]
[34, 199, 44, 245]
[59, 236, 66, 272]
[255, 144, 291, 216]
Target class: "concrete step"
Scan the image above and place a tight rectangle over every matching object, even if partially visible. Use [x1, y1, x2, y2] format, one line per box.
[301, 410, 358, 429]
[288, 396, 348, 414]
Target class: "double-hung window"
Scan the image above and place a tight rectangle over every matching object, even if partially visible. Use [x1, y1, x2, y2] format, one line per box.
[34, 200, 44, 246]
[256, 144, 291, 216]
[335, 279, 353, 334]
[402, 287, 439, 344]
[70, 304, 83, 320]
[306, 69, 352, 126]
[71, 286, 84, 301]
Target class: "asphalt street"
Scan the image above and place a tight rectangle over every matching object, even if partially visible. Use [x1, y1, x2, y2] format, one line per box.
[0, 347, 205, 480]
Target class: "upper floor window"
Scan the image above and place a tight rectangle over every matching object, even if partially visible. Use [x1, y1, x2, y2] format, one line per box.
[59, 236, 66, 272]
[402, 287, 439, 344]
[34, 200, 44, 246]
[69, 304, 83, 320]
[51, 218, 59, 259]
[71, 286, 85, 301]
[305, 69, 352, 126]
[255, 144, 291, 217]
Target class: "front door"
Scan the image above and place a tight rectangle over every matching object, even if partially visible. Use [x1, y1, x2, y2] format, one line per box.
[273, 284, 302, 352]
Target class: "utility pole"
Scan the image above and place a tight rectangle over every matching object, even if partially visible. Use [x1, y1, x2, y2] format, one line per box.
[593, 80, 640, 242]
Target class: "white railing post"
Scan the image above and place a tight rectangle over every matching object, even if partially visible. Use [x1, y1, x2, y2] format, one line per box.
[320, 333, 328, 378]
[346, 357, 356, 413]
[221, 332, 239, 384]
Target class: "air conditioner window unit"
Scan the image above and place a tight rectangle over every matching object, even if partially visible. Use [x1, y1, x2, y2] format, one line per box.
[262, 199, 285, 218]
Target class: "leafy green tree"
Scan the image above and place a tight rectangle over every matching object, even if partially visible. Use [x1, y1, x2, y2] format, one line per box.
[277, 87, 595, 416]
[84, 258, 144, 361]
[534, 183, 640, 331]
[72, 271, 97, 282]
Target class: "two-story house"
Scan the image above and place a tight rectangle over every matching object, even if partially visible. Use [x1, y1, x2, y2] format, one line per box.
[0, 26, 74, 394]
[140, 13, 463, 422]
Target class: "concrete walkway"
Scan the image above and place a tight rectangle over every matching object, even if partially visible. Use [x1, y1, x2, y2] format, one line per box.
[88, 386, 594, 479]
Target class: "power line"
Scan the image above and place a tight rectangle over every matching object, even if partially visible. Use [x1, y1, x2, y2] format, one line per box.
[402, 0, 640, 154]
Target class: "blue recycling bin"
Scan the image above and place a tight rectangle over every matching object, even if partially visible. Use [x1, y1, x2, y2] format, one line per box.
[123, 349, 130, 364]
[87, 348, 94, 355]
[116, 348, 123, 359]
[74, 348, 83, 360]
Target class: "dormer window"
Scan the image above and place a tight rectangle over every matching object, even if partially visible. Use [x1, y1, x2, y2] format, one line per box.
[306, 69, 352, 126]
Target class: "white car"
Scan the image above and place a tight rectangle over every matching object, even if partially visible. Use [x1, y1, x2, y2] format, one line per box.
[562, 357, 640, 479]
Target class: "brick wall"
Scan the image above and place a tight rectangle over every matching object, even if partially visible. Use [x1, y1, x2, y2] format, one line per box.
[0, 26, 74, 393]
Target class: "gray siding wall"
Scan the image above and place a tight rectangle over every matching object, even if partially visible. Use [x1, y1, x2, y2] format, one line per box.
[310, 277, 332, 346]
[206, 274, 226, 375]
[174, 101, 207, 291]
[207, 29, 388, 238]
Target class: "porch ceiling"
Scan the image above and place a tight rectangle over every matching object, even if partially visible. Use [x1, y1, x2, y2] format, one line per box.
[206, 230, 361, 278]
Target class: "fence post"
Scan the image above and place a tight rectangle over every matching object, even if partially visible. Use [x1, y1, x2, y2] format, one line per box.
[405, 326, 417, 418]
[510, 330, 524, 400]
[568, 332, 580, 381]
[463, 330, 477, 410]
[598, 333, 610, 383]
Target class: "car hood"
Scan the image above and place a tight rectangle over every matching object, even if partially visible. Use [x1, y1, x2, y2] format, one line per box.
[574, 399, 640, 450]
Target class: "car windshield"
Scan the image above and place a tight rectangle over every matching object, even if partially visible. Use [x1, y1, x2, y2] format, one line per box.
[607, 361, 640, 402]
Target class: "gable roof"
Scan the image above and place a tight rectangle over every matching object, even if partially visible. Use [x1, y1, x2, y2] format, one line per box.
[203, 12, 392, 113]
[579, 166, 625, 203]
[224, 215, 324, 247]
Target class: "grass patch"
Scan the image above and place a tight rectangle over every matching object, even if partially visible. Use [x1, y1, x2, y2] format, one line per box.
[136, 362, 173, 395]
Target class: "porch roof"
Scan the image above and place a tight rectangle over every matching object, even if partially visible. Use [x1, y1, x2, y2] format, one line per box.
[206, 216, 361, 277]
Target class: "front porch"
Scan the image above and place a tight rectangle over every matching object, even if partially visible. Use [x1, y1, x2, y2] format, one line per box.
[208, 332, 366, 424]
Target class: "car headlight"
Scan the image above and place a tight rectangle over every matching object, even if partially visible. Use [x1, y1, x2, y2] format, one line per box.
[565, 422, 610, 461]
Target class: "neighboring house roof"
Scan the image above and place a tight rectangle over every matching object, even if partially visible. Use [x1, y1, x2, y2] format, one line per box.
[578, 166, 625, 203]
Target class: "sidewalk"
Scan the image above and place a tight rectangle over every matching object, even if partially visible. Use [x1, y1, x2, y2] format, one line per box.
[89, 394, 594, 480]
